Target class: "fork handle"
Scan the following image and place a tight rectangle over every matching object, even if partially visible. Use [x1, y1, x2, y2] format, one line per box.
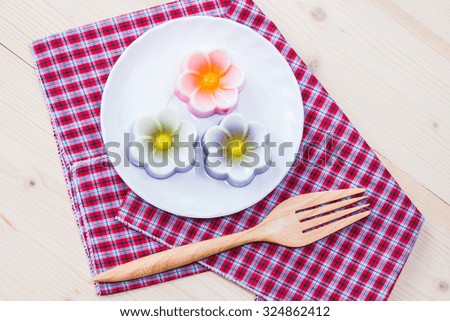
[93, 227, 260, 283]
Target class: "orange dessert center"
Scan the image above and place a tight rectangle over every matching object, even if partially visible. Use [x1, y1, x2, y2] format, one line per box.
[199, 71, 220, 91]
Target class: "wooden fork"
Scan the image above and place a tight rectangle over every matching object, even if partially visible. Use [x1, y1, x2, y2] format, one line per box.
[93, 188, 370, 283]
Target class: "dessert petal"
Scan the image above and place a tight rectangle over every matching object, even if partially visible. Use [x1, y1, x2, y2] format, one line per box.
[220, 65, 245, 90]
[128, 136, 151, 167]
[132, 116, 161, 139]
[203, 125, 230, 148]
[145, 149, 176, 179]
[157, 109, 181, 135]
[211, 88, 239, 110]
[246, 121, 268, 144]
[227, 164, 255, 187]
[204, 154, 229, 180]
[169, 146, 196, 171]
[189, 88, 216, 117]
[208, 49, 231, 75]
[243, 146, 271, 174]
[175, 71, 200, 102]
[182, 52, 210, 73]
[220, 113, 248, 139]
[174, 120, 198, 146]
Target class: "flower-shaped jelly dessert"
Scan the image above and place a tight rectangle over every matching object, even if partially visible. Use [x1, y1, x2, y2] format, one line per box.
[203, 113, 271, 187]
[174, 49, 245, 118]
[128, 109, 197, 179]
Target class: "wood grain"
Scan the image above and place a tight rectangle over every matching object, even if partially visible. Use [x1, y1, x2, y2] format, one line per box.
[0, 0, 449, 300]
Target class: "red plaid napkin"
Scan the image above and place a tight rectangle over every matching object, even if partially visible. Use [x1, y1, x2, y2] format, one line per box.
[31, 0, 423, 300]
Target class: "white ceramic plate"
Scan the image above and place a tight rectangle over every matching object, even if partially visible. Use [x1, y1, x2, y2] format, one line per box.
[101, 16, 304, 218]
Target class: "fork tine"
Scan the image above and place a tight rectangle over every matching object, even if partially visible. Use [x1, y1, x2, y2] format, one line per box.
[308, 188, 366, 207]
[298, 196, 367, 220]
[276, 188, 366, 213]
[301, 204, 370, 231]
[302, 210, 371, 245]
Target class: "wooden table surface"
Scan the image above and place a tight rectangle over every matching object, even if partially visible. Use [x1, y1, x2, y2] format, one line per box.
[1, 0, 449, 300]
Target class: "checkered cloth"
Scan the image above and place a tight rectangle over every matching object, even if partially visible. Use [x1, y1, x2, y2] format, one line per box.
[31, 0, 423, 300]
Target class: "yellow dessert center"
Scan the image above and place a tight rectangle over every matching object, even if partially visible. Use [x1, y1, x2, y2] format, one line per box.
[154, 133, 172, 151]
[200, 72, 220, 91]
[228, 139, 246, 158]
